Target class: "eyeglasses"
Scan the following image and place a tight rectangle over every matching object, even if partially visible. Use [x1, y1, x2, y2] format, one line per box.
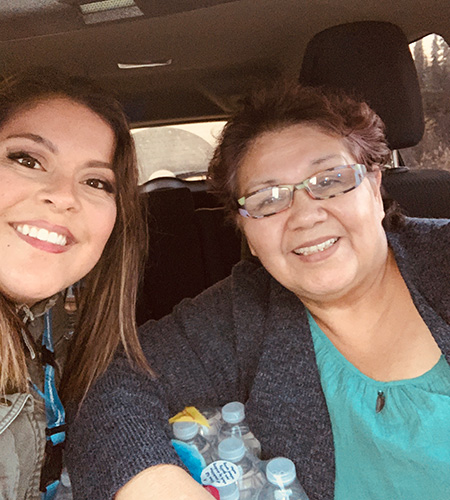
[237, 164, 367, 219]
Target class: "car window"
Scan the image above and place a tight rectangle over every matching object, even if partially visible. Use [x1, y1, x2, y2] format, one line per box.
[132, 121, 226, 184]
[402, 34, 450, 171]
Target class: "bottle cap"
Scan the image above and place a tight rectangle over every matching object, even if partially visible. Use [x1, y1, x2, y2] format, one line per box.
[172, 421, 199, 441]
[201, 460, 241, 487]
[218, 437, 246, 462]
[266, 457, 296, 487]
[217, 483, 240, 500]
[222, 401, 245, 424]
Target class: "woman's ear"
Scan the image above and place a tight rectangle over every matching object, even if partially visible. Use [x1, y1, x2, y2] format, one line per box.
[246, 238, 257, 257]
[369, 169, 385, 219]
[369, 169, 383, 198]
[240, 235, 255, 259]
[237, 218, 258, 257]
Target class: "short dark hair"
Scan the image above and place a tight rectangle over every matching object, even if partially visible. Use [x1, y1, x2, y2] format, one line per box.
[208, 81, 402, 228]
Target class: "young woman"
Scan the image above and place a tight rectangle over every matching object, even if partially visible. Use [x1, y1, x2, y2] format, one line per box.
[0, 68, 149, 499]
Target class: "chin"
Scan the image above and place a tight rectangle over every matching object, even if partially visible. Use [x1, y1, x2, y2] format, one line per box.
[293, 274, 357, 302]
[2, 283, 62, 306]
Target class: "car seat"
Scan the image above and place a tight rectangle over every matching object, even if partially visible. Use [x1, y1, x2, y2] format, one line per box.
[299, 21, 450, 218]
[136, 185, 241, 324]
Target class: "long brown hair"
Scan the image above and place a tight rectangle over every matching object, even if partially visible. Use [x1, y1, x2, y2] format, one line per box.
[0, 67, 150, 402]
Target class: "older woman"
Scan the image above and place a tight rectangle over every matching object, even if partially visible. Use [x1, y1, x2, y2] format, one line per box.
[67, 83, 450, 500]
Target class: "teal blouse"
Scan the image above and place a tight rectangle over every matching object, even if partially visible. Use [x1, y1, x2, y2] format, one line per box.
[308, 313, 450, 500]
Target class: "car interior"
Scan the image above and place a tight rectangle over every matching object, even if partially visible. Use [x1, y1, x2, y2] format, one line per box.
[2, 0, 449, 323]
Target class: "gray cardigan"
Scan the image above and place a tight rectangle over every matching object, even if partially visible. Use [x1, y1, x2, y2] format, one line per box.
[66, 218, 450, 500]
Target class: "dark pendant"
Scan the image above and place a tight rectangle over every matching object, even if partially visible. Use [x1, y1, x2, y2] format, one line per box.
[376, 391, 385, 413]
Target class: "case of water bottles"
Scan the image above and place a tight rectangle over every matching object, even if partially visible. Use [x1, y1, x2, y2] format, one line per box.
[170, 401, 309, 500]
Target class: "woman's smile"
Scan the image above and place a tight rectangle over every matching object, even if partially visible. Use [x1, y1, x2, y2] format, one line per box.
[293, 236, 339, 257]
[11, 220, 75, 253]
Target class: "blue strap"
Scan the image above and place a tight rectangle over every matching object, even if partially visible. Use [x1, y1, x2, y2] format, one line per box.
[42, 479, 60, 500]
[42, 310, 65, 446]
[32, 309, 66, 499]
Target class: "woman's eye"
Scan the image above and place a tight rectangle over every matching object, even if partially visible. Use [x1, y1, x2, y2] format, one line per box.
[318, 176, 341, 188]
[85, 178, 115, 193]
[261, 196, 278, 207]
[252, 194, 278, 211]
[7, 152, 41, 170]
[318, 177, 333, 187]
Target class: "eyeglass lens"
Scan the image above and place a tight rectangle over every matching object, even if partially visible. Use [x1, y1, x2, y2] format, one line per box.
[243, 165, 364, 218]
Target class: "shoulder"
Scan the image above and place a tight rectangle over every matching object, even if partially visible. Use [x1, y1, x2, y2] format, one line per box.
[173, 258, 272, 316]
[0, 392, 45, 499]
[231, 258, 272, 290]
[388, 218, 450, 316]
[396, 216, 450, 239]
[388, 217, 450, 262]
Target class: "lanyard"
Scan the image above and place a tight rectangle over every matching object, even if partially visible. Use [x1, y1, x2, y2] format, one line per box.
[33, 308, 66, 500]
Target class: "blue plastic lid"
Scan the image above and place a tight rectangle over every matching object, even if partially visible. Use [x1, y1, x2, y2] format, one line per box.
[222, 401, 245, 424]
[218, 437, 246, 462]
[172, 421, 199, 441]
[217, 483, 240, 500]
[266, 457, 297, 487]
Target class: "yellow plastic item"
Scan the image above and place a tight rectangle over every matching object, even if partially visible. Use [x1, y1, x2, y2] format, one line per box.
[169, 406, 210, 428]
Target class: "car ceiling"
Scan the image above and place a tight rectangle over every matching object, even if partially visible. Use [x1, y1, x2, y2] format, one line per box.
[1, 0, 449, 125]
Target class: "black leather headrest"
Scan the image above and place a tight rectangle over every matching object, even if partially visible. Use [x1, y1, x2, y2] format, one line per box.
[299, 21, 424, 149]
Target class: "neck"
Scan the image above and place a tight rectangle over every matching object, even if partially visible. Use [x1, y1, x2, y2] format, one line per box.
[302, 248, 400, 343]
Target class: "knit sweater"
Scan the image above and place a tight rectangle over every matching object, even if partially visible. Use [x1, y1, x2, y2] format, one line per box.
[66, 218, 450, 500]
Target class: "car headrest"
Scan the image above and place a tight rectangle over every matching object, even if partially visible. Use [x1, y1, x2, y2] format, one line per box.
[140, 176, 207, 193]
[299, 21, 424, 149]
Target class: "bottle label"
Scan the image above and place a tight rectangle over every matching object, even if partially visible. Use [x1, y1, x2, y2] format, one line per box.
[201, 460, 241, 487]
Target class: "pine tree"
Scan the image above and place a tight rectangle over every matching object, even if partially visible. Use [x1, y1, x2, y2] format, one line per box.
[413, 38, 426, 89]
[429, 34, 441, 92]
[437, 36, 450, 97]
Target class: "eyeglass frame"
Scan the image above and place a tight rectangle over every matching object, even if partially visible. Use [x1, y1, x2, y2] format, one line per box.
[237, 163, 368, 219]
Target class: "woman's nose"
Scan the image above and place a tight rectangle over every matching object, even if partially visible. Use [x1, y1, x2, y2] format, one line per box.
[38, 174, 81, 212]
[286, 187, 327, 228]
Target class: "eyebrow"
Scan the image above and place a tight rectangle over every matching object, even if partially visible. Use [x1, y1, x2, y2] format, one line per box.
[6, 133, 114, 170]
[6, 133, 58, 154]
[310, 153, 347, 166]
[87, 160, 115, 171]
[244, 154, 348, 193]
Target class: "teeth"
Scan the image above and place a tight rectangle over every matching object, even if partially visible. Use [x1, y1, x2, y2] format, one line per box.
[47, 232, 59, 244]
[294, 237, 338, 256]
[37, 228, 48, 241]
[15, 224, 67, 246]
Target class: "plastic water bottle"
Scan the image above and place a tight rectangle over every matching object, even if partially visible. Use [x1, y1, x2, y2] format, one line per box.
[171, 421, 213, 481]
[218, 437, 266, 500]
[218, 402, 261, 458]
[216, 482, 240, 500]
[257, 458, 309, 500]
[200, 460, 242, 496]
[198, 407, 222, 443]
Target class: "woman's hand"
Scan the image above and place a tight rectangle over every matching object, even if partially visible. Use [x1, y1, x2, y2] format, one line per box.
[116, 464, 215, 500]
